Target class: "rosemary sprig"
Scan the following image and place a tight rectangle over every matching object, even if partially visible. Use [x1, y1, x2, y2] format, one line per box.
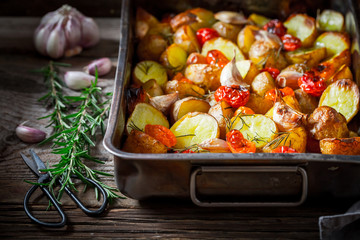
[36, 62, 122, 203]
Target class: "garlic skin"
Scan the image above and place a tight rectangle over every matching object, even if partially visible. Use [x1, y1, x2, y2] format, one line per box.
[220, 56, 250, 89]
[34, 5, 100, 59]
[64, 71, 96, 90]
[16, 125, 46, 143]
[84, 58, 112, 76]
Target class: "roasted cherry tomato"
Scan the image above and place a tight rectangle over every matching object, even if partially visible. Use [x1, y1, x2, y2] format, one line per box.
[264, 87, 295, 102]
[226, 129, 256, 153]
[298, 71, 326, 97]
[214, 85, 250, 108]
[271, 146, 298, 153]
[281, 34, 301, 51]
[234, 106, 255, 115]
[263, 19, 287, 38]
[196, 28, 219, 47]
[260, 67, 280, 79]
[206, 49, 229, 68]
[144, 124, 177, 148]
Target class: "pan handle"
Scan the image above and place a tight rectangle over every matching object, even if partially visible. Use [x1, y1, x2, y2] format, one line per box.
[190, 166, 308, 207]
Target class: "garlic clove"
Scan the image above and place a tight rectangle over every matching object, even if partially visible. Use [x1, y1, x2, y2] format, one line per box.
[214, 11, 249, 25]
[198, 138, 231, 153]
[148, 92, 178, 114]
[220, 56, 250, 89]
[46, 22, 66, 59]
[81, 17, 100, 48]
[16, 125, 46, 143]
[64, 16, 81, 48]
[84, 57, 112, 76]
[64, 71, 96, 90]
[34, 25, 52, 56]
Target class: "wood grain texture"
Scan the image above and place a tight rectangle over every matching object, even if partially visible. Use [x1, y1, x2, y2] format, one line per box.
[0, 17, 352, 239]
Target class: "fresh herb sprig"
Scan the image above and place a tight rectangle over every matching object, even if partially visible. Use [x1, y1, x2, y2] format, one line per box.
[36, 61, 122, 202]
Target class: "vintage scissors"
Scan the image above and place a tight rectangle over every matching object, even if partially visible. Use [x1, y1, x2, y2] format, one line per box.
[21, 149, 108, 227]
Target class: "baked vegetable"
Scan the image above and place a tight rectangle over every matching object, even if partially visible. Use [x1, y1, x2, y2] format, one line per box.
[262, 127, 307, 153]
[315, 32, 350, 58]
[320, 137, 360, 155]
[284, 47, 326, 68]
[237, 25, 260, 57]
[170, 97, 211, 123]
[208, 100, 234, 139]
[122, 130, 168, 153]
[284, 14, 317, 47]
[184, 63, 222, 91]
[317, 10, 345, 32]
[201, 37, 245, 61]
[133, 61, 168, 87]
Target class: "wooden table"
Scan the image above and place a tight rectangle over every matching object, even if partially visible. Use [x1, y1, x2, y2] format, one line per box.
[0, 17, 353, 240]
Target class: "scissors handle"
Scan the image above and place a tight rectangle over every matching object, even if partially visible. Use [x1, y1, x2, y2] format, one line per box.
[63, 176, 108, 216]
[24, 184, 66, 228]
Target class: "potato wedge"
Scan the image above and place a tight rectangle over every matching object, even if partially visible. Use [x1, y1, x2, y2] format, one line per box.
[284, 47, 326, 68]
[248, 13, 270, 27]
[133, 60, 168, 87]
[265, 95, 302, 119]
[248, 40, 287, 70]
[320, 137, 360, 155]
[159, 43, 188, 77]
[327, 65, 353, 85]
[294, 89, 318, 114]
[245, 93, 274, 114]
[251, 72, 276, 97]
[317, 10, 345, 32]
[171, 112, 220, 149]
[305, 106, 349, 140]
[184, 64, 222, 91]
[165, 79, 205, 99]
[171, 97, 211, 123]
[173, 25, 200, 54]
[201, 37, 245, 61]
[237, 25, 260, 57]
[284, 14, 317, 47]
[262, 127, 307, 153]
[319, 79, 360, 122]
[208, 100, 234, 139]
[313, 50, 351, 82]
[228, 114, 278, 148]
[122, 130, 167, 153]
[136, 34, 168, 61]
[315, 32, 350, 58]
[212, 21, 242, 43]
[126, 103, 169, 135]
[170, 8, 216, 32]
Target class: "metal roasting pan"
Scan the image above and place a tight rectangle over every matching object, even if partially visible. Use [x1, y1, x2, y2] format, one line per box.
[103, 0, 360, 207]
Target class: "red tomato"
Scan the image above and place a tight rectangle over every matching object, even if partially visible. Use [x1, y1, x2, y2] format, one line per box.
[206, 49, 229, 68]
[264, 87, 295, 102]
[298, 71, 326, 97]
[263, 19, 287, 38]
[226, 130, 256, 153]
[144, 124, 177, 148]
[281, 34, 302, 51]
[271, 146, 298, 153]
[214, 86, 250, 108]
[196, 28, 219, 47]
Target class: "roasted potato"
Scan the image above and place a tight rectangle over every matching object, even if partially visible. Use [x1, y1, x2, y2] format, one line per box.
[214, 11, 248, 25]
[317, 10, 345, 32]
[228, 114, 278, 148]
[315, 32, 350, 58]
[294, 89, 318, 114]
[133, 60, 168, 87]
[186, 52, 207, 65]
[184, 64, 222, 91]
[170, 8, 216, 32]
[212, 21, 242, 43]
[136, 34, 168, 61]
[201, 37, 245, 61]
[284, 14, 317, 47]
[319, 79, 360, 122]
[135, 8, 159, 39]
[122, 130, 167, 153]
[159, 43, 188, 77]
[251, 72, 276, 97]
[284, 47, 326, 68]
[126, 103, 169, 135]
[170, 112, 220, 149]
[173, 25, 200, 54]
[249, 40, 287, 70]
[245, 93, 274, 114]
[262, 127, 307, 153]
[327, 65, 353, 85]
[237, 25, 261, 57]
[320, 137, 360, 155]
[305, 106, 349, 140]
[170, 97, 211, 123]
[165, 79, 205, 99]
[208, 100, 234, 139]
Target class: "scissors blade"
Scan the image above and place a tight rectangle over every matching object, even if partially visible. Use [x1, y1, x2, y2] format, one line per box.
[29, 149, 47, 171]
[20, 152, 41, 177]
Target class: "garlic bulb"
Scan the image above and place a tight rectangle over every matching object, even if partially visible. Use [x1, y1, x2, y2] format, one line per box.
[34, 5, 100, 59]
[16, 124, 46, 143]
